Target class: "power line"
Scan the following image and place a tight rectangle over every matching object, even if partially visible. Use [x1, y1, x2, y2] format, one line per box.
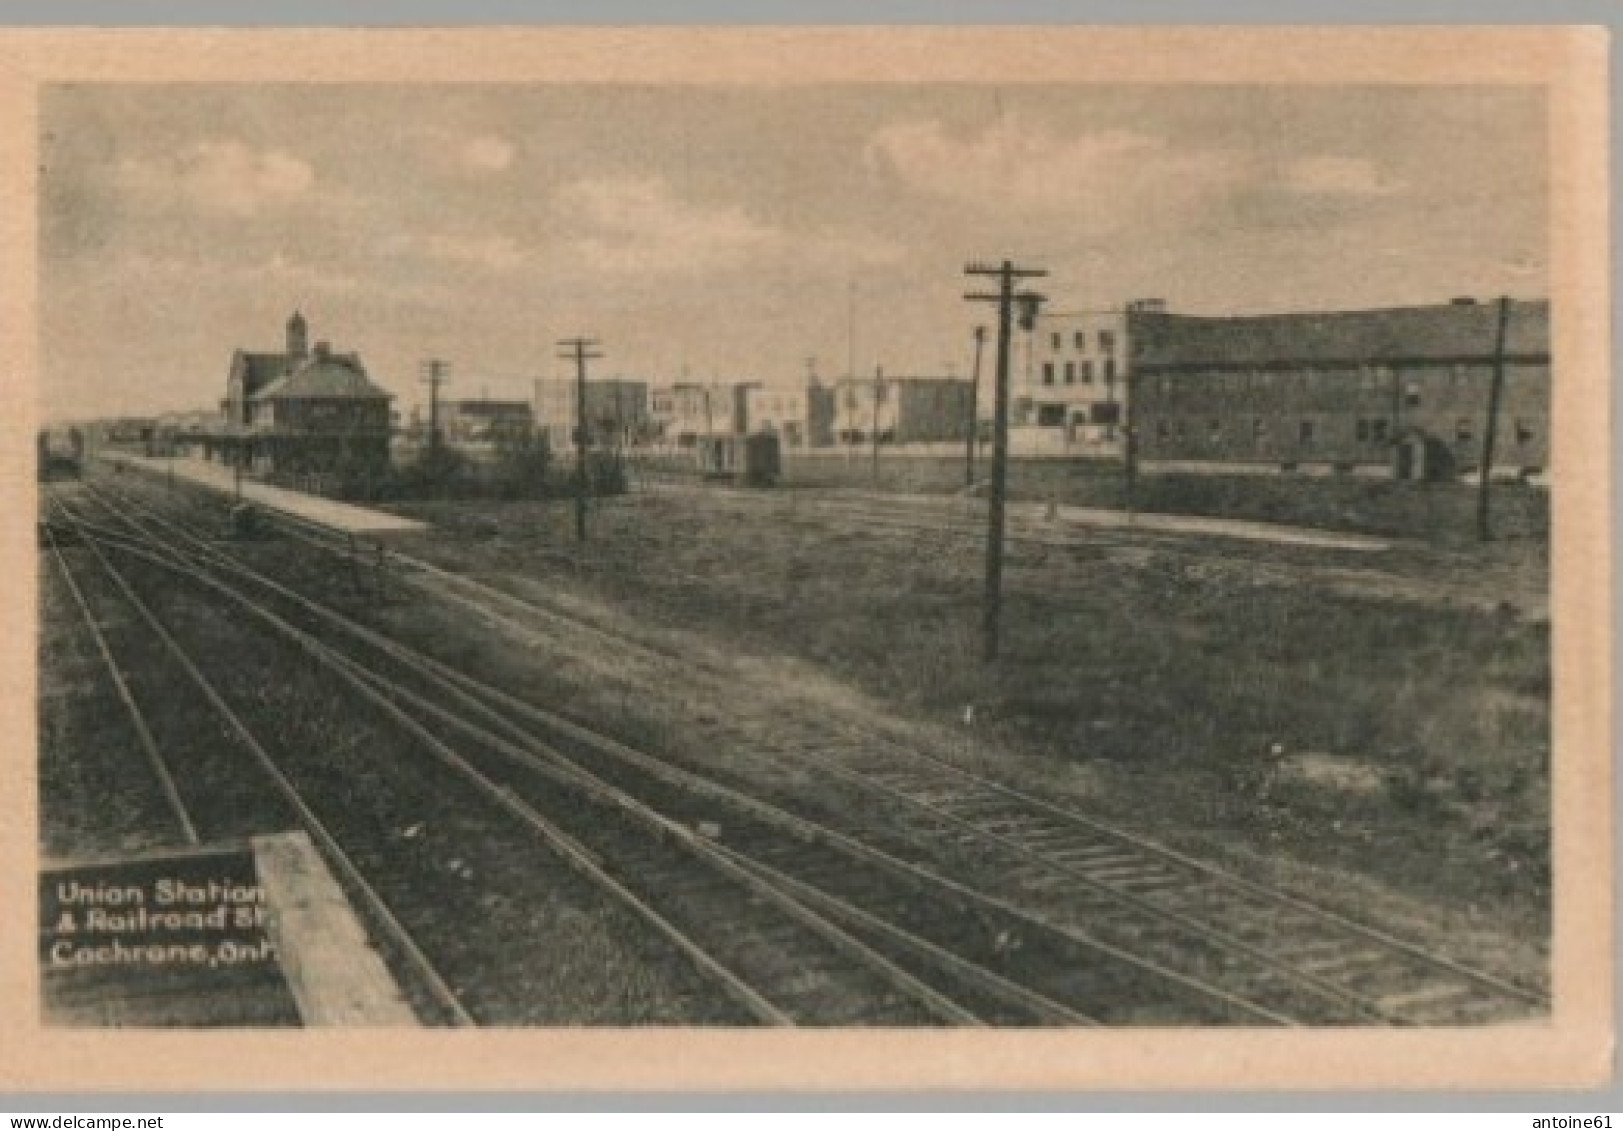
[965, 259, 1047, 664]
[965, 325, 986, 488]
[1477, 296, 1512, 542]
[418, 358, 451, 451]
[556, 337, 603, 543]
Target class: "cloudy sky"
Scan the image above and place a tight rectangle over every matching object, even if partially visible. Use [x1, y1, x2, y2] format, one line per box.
[40, 84, 1546, 420]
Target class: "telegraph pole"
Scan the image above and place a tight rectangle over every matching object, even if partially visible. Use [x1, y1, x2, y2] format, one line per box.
[419, 359, 451, 452]
[1477, 296, 1512, 542]
[556, 337, 603, 542]
[965, 260, 1047, 663]
[966, 326, 986, 488]
[871, 365, 884, 486]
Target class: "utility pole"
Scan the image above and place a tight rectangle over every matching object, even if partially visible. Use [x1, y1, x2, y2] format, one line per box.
[871, 365, 884, 486]
[419, 358, 451, 452]
[966, 326, 986, 488]
[556, 337, 603, 542]
[965, 259, 1047, 663]
[1477, 296, 1512, 542]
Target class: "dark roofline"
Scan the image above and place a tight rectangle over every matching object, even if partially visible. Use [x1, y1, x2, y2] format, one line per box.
[1129, 299, 1550, 370]
[1134, 297, 1547, 322]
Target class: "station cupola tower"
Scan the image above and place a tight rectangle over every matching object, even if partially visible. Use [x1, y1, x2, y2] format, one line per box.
[286, 309, 309, 366]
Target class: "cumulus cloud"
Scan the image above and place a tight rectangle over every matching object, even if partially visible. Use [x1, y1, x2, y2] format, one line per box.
[554, 175, 900, 277]
[413, 231, 526, 273]
[117, 248, 359, 294]
[1284, 155, 1402, 197]
[461, 134, 516, 173]
[114, 139, 316, 216]
[863, 116, 1244, 227]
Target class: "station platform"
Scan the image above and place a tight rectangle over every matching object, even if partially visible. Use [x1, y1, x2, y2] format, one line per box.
[102, 454, 426, 536]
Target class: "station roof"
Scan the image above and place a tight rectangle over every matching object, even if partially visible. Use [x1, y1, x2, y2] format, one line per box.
[252, 355, 392, 401]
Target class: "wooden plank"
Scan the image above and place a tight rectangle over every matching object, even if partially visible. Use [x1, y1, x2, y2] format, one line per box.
[251, 831, 418, 1027]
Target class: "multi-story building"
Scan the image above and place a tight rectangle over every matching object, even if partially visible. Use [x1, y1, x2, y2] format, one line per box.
[533, 378, 648, 450]
[1012, 306, 1138, 456]
[1127, 297, 1550, 479]
[830, 375, 974, 445]
[742, 385, 811, 449]
[806, 381, 837, 448]
[648, 381, 749, 448]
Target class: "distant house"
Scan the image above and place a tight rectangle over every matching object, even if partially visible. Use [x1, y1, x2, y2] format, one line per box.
[1127, 297, 1550, 479]
[206, 311, 394, 475]
[441, 398, 534, 445]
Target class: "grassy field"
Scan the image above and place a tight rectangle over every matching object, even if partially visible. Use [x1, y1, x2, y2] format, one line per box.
[636, 453, 1549, 546]
[389, 485, 1551, 945]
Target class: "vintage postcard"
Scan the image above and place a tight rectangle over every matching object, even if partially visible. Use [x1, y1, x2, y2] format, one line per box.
[0, 27, 1610, 1091]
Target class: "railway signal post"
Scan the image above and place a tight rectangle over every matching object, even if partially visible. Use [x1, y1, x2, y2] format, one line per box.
[965, 260, 1046, 663]
[557, 337, 603, 543]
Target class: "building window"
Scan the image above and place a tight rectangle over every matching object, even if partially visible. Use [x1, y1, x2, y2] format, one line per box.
[1041, 362, 1055, 386]
[1037, 404, 1066, 427]
[1299, 420, 1315, 446]
[1404, 382, 1422, 408]
[1051, 332, 1063, 351]
[1098, 330, 1116, 353]
[1515, 418, 1536, 445]
[1371, 419, 1389, 443]
[1081, 360, 1094, 384]
[1063, 361, 1076, 384]
[1104, 358, 1117, 383]
[1455, 418, 1474, 444]
[1074, 331, 1086, 350]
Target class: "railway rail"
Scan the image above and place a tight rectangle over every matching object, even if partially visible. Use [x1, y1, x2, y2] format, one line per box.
[51, 483, 1156, 1026]
[83, 465, 1550, 1025]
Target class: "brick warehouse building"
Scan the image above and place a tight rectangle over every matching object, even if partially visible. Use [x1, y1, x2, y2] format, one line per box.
[1126, 298, 1550, 480]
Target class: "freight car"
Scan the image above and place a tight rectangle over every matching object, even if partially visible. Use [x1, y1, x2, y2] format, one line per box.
[37, 427, 84, 481]
[695, 432, 781, 487]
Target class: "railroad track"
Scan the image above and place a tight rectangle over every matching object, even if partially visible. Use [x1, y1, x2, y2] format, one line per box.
[54, 483, 1172, 1026]
[41, 500, 474, 1025]
[68, 475, 1326, 1026]
[88, 467, 1549, 1025]
[40, 520, 201, 851]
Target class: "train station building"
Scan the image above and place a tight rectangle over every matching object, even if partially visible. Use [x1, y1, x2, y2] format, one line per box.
[204, 311, 395, 476]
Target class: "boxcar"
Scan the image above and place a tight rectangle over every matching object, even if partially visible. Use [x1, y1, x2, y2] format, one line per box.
[695, 432, 780, 487]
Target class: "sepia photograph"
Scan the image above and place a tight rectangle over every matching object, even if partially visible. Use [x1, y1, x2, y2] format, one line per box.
[3, 26, 1611, 1092]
